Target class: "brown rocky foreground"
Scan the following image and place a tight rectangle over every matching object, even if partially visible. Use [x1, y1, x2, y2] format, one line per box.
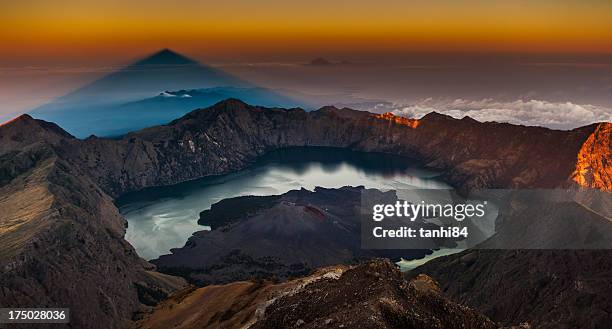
[133, 259, 498, 329]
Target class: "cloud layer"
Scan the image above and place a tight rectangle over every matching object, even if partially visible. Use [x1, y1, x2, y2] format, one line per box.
[367, 98, 611, 130]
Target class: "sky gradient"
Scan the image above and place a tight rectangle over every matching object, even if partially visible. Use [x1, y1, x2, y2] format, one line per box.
[1, 0, 611, 126]
[2, 0, 612, 64]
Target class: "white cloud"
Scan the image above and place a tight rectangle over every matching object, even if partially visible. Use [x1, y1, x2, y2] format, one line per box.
[159, 91, 176, 97]
[369, 98, 611, 130]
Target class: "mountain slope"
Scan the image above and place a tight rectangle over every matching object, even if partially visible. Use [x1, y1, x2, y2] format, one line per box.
[0, 116, 187, 329]
[410, 249, 612, 329]
[133, 260, 498, 329]
[408, 188, 612, 328]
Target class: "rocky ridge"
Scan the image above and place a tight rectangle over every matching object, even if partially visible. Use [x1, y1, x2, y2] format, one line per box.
[0, 116, 187, 329]
[133, 259, 498, 329]
[410, 249, 612, 329]
[61, 99, 609, 199]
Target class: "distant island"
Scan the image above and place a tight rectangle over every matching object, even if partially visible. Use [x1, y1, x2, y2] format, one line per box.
[307, 57, 351, 66]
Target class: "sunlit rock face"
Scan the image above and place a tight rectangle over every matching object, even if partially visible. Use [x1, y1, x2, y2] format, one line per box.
[375, 112, 420, 129]
[572, 122, 612, 191]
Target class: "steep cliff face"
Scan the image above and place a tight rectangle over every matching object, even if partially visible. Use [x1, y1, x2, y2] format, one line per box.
[375, 112, 420, 128]
[572, 122, 612, 191]
[408, 186, 612, 328]
[411, 249, 612, 329]
[0, 117, 186, 329]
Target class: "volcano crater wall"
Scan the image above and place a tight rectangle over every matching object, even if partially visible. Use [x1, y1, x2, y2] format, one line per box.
[67, 99, 608, 198]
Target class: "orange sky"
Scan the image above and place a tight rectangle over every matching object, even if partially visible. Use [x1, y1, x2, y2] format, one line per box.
[1, 0, 612, 64]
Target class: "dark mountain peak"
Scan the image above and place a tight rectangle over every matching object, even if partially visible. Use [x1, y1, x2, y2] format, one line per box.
[1, 113, 52, 130]
[318, 105, 341, 111]
[16, 113, 34, 121]
[3, 114, 73, 137]
[1, 113, 34, 126]
[461, 115, 479, 123]
[1, 114, 73, 154]
[421, 111, 454, 121]
[133, 49, 197, 66]
[213, 98, 250, 109]
[163, 98, 255, 126]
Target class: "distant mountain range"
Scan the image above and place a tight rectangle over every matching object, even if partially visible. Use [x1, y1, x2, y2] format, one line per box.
[29, 49, 307, 137]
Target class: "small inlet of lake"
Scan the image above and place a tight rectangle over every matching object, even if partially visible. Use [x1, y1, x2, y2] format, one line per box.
[116, 147, 452, 261]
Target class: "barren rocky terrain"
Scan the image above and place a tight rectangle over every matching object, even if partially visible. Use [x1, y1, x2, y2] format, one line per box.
[134, 260, 498, 329]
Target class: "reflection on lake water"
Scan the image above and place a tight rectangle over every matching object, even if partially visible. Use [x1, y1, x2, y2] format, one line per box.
[116, 147, 450, 260]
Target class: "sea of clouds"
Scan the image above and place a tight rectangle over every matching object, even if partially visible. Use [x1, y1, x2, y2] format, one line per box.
[365, 98, 611, 130]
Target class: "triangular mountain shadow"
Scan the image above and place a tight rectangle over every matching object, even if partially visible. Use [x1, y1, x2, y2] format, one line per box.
[133, 48, 197, 65]
[36, 49, 249, 106]
[29, 49, 304, 138]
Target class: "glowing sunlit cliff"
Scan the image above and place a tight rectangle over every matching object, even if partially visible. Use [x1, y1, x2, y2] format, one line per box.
[572, 122, 612, 191]
[374, 112, 420, 129]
